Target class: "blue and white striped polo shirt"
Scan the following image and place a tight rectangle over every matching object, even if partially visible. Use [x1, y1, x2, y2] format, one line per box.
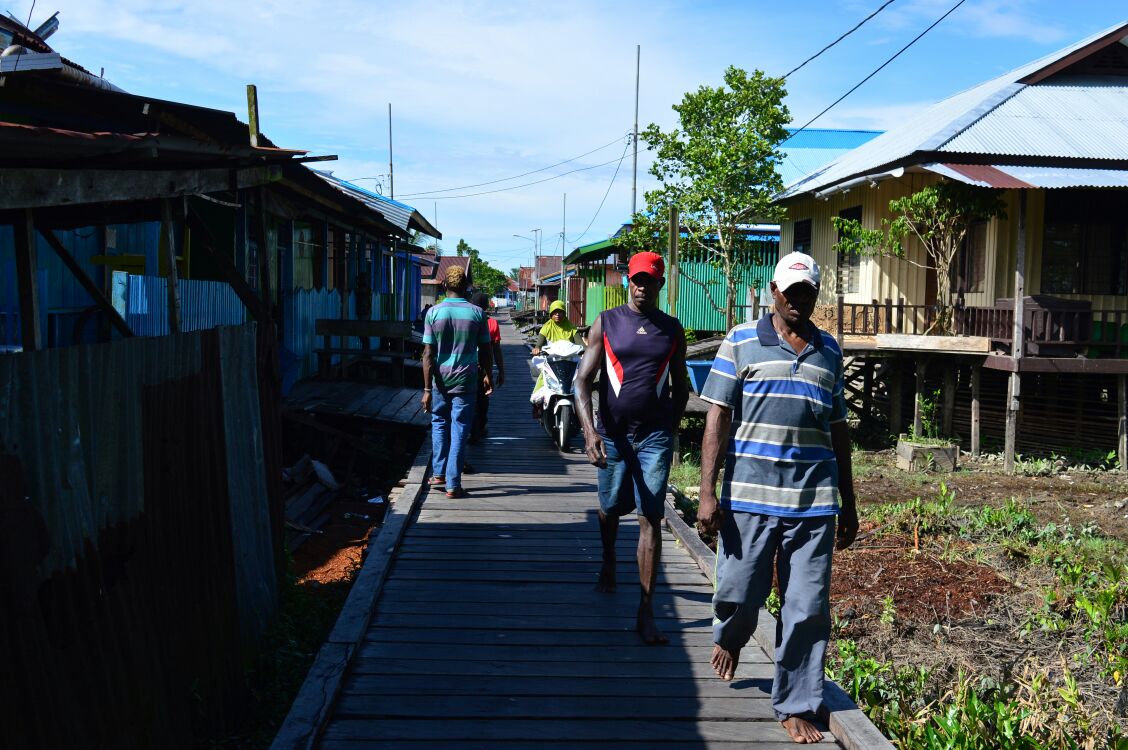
[700, 314, 847, 517]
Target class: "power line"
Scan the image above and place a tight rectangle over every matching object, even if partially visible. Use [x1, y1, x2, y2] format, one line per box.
[783, 0, 967, 146]
[349, 134, 628, 197]
[425, 153, 630, 200]
[565, 139, 631, 245]
[783, 0, 898, 79]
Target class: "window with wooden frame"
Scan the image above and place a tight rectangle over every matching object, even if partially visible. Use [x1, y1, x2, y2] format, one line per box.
[836, 206, 862, 295]
[956, 220, 987, 294]
[1041, 189, 1128, 295]
[793, 218, 812, 255]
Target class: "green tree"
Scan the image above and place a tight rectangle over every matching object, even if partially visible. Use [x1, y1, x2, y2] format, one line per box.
[832, 181, 1006, 335]
[453, 238, 509, 296]
[621, 66, 790, 330]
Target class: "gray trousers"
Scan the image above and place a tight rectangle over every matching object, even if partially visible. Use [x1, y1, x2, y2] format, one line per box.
[712, 511, 835, 721]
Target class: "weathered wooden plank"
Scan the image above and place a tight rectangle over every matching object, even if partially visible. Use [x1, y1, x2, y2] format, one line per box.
[363, 626, 711, 648]
[320, 718, 833, 744]
[342, 673, 770, 698]
[349, 657, 766, 680]
[373, 600, 714, 620]
[376, 582, 712, 605]
[321, 741, 805, 750]
[382, 569, 710, 585]
[354, 642, 743, 664]
[367, 611, 712, 633]
[334, 694, 776, 720]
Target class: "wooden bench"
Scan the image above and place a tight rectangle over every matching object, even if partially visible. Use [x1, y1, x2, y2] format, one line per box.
[314, 319, 419, 383]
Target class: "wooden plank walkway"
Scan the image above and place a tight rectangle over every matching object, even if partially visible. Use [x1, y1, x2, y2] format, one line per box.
[285, 382, 429, 427]
[316, 312, 845, 749]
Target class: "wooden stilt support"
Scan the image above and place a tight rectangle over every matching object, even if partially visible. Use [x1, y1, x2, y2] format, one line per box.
[1005, 191, 1028, 475]
[970, 363, 981, 458]
[160, 198, 182, 334]
[13, 208, 42, 351]
[862, 358, 874, 421]
[913, 357, 927, 438]
[942, 365, 956, 437]
[888, 358, 903, 436]
[1118, 374, 1127, 473]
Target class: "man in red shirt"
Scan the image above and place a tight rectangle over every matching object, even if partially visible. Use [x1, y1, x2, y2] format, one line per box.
[471, 292, 505, 443]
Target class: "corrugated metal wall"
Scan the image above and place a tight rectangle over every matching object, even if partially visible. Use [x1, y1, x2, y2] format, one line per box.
[282, 288, 383, 392]
[114, 273, 247, 337]
[659, 258, 777, 333]
[0, 323, 276, 747]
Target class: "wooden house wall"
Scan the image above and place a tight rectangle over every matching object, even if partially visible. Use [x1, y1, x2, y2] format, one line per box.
[781, 177, 1128, 318]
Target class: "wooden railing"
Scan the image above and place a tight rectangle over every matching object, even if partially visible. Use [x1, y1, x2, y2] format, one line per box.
[836, 296, 1128, 358]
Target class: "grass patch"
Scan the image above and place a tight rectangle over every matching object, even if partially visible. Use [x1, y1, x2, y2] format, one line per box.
[834, 489, 1128, 749]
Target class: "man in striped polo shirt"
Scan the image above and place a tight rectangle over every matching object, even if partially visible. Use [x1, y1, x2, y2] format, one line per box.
[421, 266, 493, 498]
[697, 251, 857, 744]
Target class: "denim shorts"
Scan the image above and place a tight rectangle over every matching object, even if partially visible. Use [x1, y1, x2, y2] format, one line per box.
[597, 429, 673, 519]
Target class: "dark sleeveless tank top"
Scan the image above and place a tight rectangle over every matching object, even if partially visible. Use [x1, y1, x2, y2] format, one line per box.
[596, 304, 682, 437]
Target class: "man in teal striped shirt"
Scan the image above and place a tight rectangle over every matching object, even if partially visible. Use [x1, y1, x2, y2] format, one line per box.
[421, 266, 492, 498]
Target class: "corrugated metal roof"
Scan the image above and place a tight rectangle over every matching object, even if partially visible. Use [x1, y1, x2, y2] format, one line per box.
[313, 171, 442, 238]
[939, 82, 1128, 158]
[421, 255, 471, 284]
[779, 21, 1128, 200]
[925, 162, 1128, 189]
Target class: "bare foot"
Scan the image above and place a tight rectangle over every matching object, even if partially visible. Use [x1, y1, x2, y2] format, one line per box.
[636, 608, 669, 645]
[594, 561, 616, 592]
[710, 644, 740, 680]
[781, 715, 824, 744]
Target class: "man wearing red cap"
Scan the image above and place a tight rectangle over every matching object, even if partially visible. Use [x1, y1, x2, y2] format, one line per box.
[575, 251, 689, 644]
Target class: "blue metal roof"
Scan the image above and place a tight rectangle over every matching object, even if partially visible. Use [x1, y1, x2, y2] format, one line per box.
[313, 170, 442, 238]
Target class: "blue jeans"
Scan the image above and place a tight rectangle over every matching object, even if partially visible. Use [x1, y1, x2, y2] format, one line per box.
[597, 429, 673, 519]
[431, 388, 476, 490]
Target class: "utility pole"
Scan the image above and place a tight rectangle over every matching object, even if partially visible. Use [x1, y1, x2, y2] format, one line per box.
[562, 193, 567, 306]
[631, 44, 640, 219]
[388, 103, 394, 200]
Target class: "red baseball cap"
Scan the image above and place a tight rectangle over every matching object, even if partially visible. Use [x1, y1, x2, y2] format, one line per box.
[628, 251, 665, 280]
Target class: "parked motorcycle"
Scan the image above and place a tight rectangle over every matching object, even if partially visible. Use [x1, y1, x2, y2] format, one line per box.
[530, 339, 584, 451]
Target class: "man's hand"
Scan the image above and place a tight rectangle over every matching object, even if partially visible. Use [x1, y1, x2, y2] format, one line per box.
[531, 347, 541, 356]
[421, 390, 432, 413]
[836, 501, 858, 550]
[482, 375, 494, 397]
[584, 432, 607, 468]
[496, 371, 505, 388]
[696, 487, 723, 535]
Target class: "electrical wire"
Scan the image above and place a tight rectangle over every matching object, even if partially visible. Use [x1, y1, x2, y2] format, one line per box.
[782, 0, 967, 146]
[348, 134, 628, 197]
[425, 153, 630, 200]
[565, 139, 631, 245]
[783, 0, 898, 79]
[6, 0, 37, 76]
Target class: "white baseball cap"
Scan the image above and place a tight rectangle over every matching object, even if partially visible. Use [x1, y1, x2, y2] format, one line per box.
[773, 251, 820, 292]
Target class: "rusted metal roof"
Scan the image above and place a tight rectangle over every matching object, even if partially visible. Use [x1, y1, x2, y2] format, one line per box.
[422, 255, 471, 284]
[924, 162, 1128, 189]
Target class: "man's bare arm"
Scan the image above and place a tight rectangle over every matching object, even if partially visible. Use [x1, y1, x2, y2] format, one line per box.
[421, 344, 434, 411]
[492, 341, 505, 386]
[670, 328, 690, 428]
[478, 342, 493, 395]
[575, 314, 605, 467]
[697, 403, 732, 533]
[830, 420, 858, 550]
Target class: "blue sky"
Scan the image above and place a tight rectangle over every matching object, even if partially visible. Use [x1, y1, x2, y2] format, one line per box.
[17, 1, 1128, 273]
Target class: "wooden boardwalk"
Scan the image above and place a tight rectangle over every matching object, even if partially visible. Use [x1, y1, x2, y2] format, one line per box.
[316, 313, 846, 749]
[285, 382, 429, 427]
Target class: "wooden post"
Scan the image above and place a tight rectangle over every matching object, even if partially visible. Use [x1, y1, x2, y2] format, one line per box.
[1005, 191, 1027, 474]
[246, 84, 260, 148]
[13, 209, 42, 351]
[667, 206, 679, 317]
[39, 228, 133, 338]
[862, 359, 874, 422]
[160, 198, 182, 334]
[896, 298, 905, 334]
[970, 363, 981, 458]
[884, 298, 893, 335]
[913, 357, 927, 438]
[1119, 374, 1127, 473]
[837, 294, 844, 342]
[888, 358, 903, 436]
[942, 365, 956, 437]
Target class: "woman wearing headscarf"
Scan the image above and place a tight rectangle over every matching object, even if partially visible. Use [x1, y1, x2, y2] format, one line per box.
[530, 300, 583, 416]
[532, 300, 582, 355]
